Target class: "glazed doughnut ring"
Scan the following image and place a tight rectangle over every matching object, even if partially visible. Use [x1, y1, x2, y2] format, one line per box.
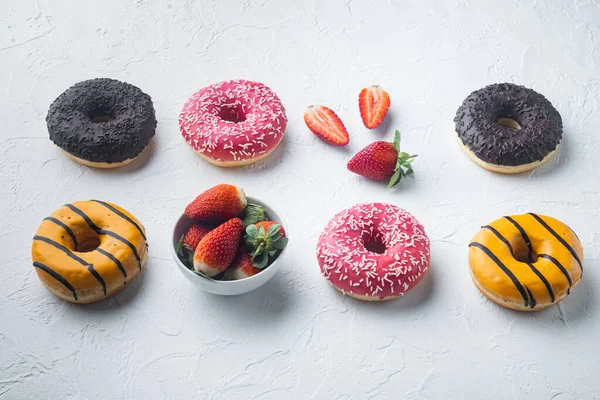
[179, 79, 287, 167]
[31, 201, 148, 303]
[469, 213, 583, 311]
[316, 203, 431, 301]
[46, 78, 157, 168]
[455, 83, 562, 174]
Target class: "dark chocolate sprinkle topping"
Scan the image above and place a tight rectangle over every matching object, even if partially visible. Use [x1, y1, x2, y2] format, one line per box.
[46, 78, 157, 163]
[454, 83, 562, 166]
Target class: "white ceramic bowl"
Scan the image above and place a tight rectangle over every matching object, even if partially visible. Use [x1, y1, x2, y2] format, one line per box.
[171, 196, 288, 295]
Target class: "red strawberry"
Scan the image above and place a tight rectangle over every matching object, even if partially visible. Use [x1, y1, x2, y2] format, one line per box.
[304, 105, 349, 146]
[359, 85, 391, 129]
[184, 184, 247, 222]
[227, 251, 262, 280]
[347, 130, 417, 187]
[255, 221, 286, 237]
[183, 224, 212, 250]
[194, 218, 243, 276]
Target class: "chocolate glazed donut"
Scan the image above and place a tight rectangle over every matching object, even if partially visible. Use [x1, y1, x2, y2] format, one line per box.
[454, 83, 562, 174]
[46, 78, 157, 168]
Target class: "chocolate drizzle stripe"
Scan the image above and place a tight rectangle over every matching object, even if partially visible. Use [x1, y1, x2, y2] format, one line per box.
[91, 200, 146, 241]
[33, 235, 88, 266]
[99, 230, 142, 269]
[86, 265, 107, 295]
[44, 217, 78, 251]
[65, 203, 142, 270]
[526, 263, 555, 303]
[482, 225, 514, 254]
[64, 203, 100, 230]
[566, 224, 580, 241]
[483, 224, 554, 304]
[96, 248, 127, 279]
[33, 261, 78, 301]
[538, 253, 573, 289]
[528, 213, 583, 272]
[33, 235, 106, 295]
[525, 286, 536, 309]
[469, 242, 529, 307]
[504, 216, 533, 260]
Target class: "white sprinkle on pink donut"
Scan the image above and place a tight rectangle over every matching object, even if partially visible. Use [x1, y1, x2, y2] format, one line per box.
[316, 203, 431, 300]
[179, 80, 287, 165]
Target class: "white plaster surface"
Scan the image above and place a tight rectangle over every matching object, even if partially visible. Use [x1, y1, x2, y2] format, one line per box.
[2, 0, 600, 398]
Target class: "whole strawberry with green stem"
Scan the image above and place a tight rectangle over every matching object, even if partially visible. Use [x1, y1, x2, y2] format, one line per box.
[347, 130, 417, 187]
[245, 221, 288, 268]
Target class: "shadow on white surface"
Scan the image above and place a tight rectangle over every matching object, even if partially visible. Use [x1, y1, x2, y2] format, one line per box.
[101, 138, 157, 174]
[489, 267, 596, 328]
[199, 273, 293, 325]
[373, 108, 399, 138]
[66, 264, 147, 313]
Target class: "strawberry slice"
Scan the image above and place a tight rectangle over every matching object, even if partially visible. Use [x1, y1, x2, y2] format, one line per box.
[359, 85, 391, 129]
[193, 218, 244, 277]
[304, 105, 349, 146]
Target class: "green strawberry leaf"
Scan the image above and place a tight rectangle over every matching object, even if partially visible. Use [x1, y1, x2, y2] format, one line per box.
[272, 236, 289, 250]
[387, 130, 417, 188]
[266, 224, 281, 238]
[392, 130, 401, 151]
[240, 203, 266, 227]
[183, 244, 195, 253]
[388, 169, 402, 187]
[176, 234, 184, 255]
[258, 225, 266, 237]
[246, 224, 258, 237]
[268, 250, 278, 257]
[253, 252, 269, 268]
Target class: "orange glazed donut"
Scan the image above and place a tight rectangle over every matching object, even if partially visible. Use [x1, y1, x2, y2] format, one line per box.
[31, 201, 148, 303]
[469, 213, 583, 311]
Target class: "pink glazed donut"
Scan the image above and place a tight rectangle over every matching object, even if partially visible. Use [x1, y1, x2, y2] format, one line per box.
[316, 203, 430, 301]
[179, 79, 287, 167]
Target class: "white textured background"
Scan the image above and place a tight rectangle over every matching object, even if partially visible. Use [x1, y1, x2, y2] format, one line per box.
[2, 0, 600, 399]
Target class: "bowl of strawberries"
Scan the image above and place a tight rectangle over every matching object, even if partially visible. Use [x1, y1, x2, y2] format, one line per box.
[171, 184, 289, 295]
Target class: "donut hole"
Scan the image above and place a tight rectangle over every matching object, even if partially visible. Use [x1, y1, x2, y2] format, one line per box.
[364, 237, 386, 254]
[77, 235, 101, 253]
[513, 246, 538, 263]
[218, 103, 246, 123]
[495, 108, 522, 131]
[88, 106, 116, 123]
[497, 117, 521, 131]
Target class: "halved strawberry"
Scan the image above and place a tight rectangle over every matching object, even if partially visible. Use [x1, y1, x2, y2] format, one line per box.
[184, 184, 247, 222]
[227, 251, 262, 280]
[304, 105, 349, 146]
[359, 85, 390, 129]
[194, 218, 243, 276]
[183, 224, 212, 250]
[347, 130, 417, 187]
